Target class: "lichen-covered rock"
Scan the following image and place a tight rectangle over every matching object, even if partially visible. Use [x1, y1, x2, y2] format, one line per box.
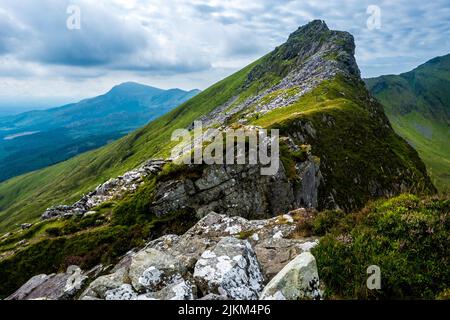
[259, 252, 321, 300]
[139, 277, 195, 300]
[198, 293, 228, 300]
[64, 265, 88, 297]
[193, 237, 264, 300]
[254, 238, 319, 280]
[105, 284, 138, 300]
[128, 248, 186, 293]
[79, 267, 130, 300]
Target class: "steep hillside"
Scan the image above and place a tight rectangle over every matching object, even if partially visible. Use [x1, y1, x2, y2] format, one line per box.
[366, 54, 450, 193]
[0, 83, 199, 182]
[0, 20, 434, 233]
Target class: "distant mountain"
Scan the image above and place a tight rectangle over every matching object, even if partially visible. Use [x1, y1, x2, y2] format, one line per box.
[365, 54, 450, 193]
[0, 83, 200, 182]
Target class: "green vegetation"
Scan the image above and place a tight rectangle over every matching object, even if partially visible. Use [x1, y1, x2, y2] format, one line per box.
[389, 112, 450, 193]
[0, 171, 199, 298]
[365, 54, 450, 193]
[304, 194, 449, 299]
[253, 75, 435, 211]
[279, 141, 309, 180]
[237, 229, 256, 240]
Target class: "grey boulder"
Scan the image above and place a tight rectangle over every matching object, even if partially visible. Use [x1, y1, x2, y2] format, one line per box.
[259, 252, 322, 300]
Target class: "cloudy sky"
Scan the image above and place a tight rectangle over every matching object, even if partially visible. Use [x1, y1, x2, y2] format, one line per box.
[0, 0, 449, 110]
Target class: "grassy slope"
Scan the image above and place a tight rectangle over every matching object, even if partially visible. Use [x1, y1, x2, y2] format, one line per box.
[0, 59, 266, 233]
[252, 75, 434, 211]
[389, 113, 450, 193]
[365, 54, 450, 193]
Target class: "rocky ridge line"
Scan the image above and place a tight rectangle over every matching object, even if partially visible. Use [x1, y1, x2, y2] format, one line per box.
[41, 159, 169, 220]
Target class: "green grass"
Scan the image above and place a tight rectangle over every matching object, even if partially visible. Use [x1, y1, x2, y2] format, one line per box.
[252, 75, 435, 211]
[389, 112, 450, 194]
[309, 194, 449, 299]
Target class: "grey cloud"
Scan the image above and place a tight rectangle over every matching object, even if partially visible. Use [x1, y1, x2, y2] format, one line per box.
[0, 0, 211, 73]
[0, 0, 449, 101]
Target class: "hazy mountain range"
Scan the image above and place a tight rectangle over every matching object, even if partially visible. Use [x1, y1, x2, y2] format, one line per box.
[0, 83, 199, 182]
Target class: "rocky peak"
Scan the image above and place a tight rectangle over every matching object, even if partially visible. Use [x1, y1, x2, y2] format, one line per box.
[246, 20, 359, 86]
[200, 21, 360, 128]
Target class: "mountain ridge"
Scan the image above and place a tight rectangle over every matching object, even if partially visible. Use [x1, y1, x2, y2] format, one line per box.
[0, 20, 434, 233]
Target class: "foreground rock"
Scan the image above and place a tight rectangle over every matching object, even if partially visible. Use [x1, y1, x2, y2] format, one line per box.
[260, 252, 322, 300]
[128, 248, 186, 293]
[12, 211, 322, 300]
[193, 237, 264, 300]
[139, 277, 195, 300]
[80, 267, 130, 300]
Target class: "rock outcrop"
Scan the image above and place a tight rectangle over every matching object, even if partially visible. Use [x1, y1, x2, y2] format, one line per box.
[41, 159, 168, 220]
[10, 211, 321, 300]
[149, 154, 322, 221]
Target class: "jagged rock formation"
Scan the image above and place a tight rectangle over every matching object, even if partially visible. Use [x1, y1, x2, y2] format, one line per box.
[198, 20, 359, 127]
[41, 159, 168, 220]
[8, 211, 320, 300]
[150, 158, 321, 220]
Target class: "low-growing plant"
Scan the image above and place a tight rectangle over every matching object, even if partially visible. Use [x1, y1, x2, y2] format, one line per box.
[312, 194, 450, 299]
